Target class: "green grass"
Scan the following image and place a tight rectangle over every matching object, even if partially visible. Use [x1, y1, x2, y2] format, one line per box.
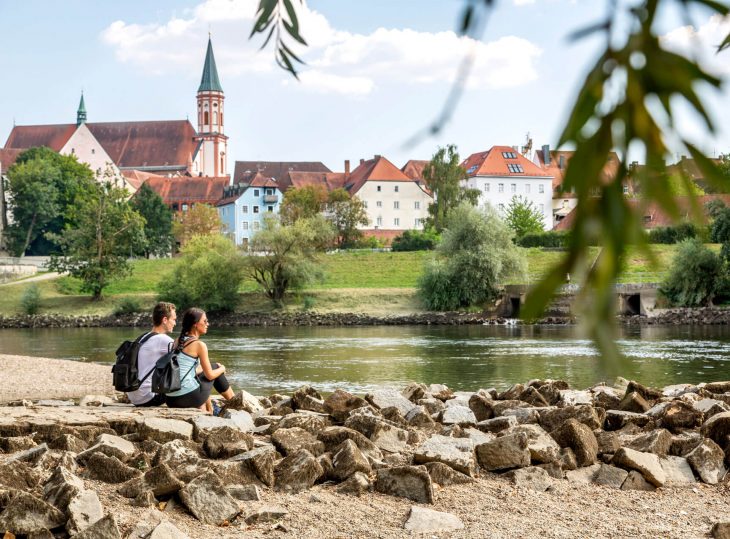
[0, 244, 697, 316]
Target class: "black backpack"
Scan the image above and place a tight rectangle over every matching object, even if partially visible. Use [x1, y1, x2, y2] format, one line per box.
[150, 338, 198, 395]
[111, 332, 155, 392]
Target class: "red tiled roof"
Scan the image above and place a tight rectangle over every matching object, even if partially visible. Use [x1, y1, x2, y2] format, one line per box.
[280, 171, 347, 193]
[216, 172, 280, 206]
[462, 146, 551, 178]
[233, 161, 331, 183]
[401, 160, 429, 180]
[4, 124, 77, 152]
[535, 148, 620, 197]
[345, 155, 413, 195]
[0, 148, 24, 173]
[143, 176, 230, 206]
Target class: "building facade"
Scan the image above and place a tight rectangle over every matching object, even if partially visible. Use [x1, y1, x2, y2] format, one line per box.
[217, 173, 282, 247]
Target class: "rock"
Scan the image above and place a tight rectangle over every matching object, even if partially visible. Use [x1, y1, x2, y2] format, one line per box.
[0, 462, 40, 490]
[66, 489, 103, 536]
[229, 446, 277, 487]
[593, 464, 628, 489]
[660, 456, 697, 486]
[565, 463, 601, 484]
[318, 426, 383, 462]
[413, 435, 476, 477]
[619, 391, 651, 413]
[558, 389, 593, 406]
[712, 522, 730, 539]
[79, 395, 115, 407]
[595, 431, 620, 455]
[625, 429, 672, 456]
[509, 424, 561, 464]
[403, 506, 464, 533]
[424, 462, 475, 486]
[274, 449, 323, 493]
[508, 466, 552, 492]
[276, 413, 328, 434]
[475, 432, 530, 472]
[131, 490, 157, 507]
[439, 406, 477, 427]
[418, 397, 446, 415]
[492, 400, 531, 416]
[118, 463, 184, 498]
[85, 452, 142, 483]
[337, 471, 371, 496]
[202, 426, 253, 459]
[621, 470, 656, 491]
[560, 447, 578, 470]
[461, 427, 494, 446]
[593, 387, 622, 410]
[402, 382, 428, 403]
[211, 460, 260, 486]
[4, 443, 47, 465]
[604, 410, 651, 430]
[550, 418, 598, 467]
[502, 407, 540, 425]
[612, 447, 666, 487]
[147, 521, 192, 539]
[370, 423, 409, 453]
[538, 405, 602, 432]
[468, 394, 494, 421]
[686, 439, 727, 484]
[73, 514, 122, 539]
[374, 465, 433, 504]
[331, 439, 371, 481]
[658, 401, 703, 431]
[498, 384, 525, 401]
[179, 470, 241, 526]
[222, 390, 264, 414]
[227, 484, 261, 501]
[244, 505, 289, 525]
[428, 384, 454, 401]
[221, 410, 256, 432]
[153, 439, 201, 466]
[323, 389, 368, 422]
[626, 380, 662, 401]
[405, 406, 435, 428]
[366, 389, 416, 417]
[191, 415, 241, 442]
[0, 492, 65, 535]
[702, 411, 730, 445]
[140, 418, 193, 443]
[476, 416, 517, 434]
[537, 461, 564, 479]
[519, 387, 550, 407]
[272, 427, 324, 456]
[48, 434, 88, 453]
[0, 436, 36, 453]
[292, 386, 326, 413]
[670, 432, 704, 457]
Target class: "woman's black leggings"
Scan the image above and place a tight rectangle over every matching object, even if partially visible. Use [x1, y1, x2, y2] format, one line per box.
[166, 363, 230, 408]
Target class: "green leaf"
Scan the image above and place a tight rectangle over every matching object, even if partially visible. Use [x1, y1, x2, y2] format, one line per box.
[720, 32, 730, 52]
[567, 19, 611, 42]
[685, 0, 729, 16]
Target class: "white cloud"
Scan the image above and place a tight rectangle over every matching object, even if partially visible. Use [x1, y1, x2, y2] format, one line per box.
[662, 14, 730, 77]
[100, 0, 542, 95]
[513, 0, 536, 5]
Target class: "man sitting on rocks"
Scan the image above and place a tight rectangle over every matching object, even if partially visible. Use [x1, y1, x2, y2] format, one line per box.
[126, 302, 177, 407]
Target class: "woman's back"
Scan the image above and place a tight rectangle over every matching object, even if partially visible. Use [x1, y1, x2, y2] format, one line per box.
[166, 338, 200, 397]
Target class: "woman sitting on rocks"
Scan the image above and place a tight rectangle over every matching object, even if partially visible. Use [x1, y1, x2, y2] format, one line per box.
[166, 307, 234, 411]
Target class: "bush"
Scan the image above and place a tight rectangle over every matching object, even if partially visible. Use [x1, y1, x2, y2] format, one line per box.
[343, 235, 385, 249]
[659, 239, 722, 307]
[648, 222, 702, 244]
[391, 229, 440, 251]
[302, 296, 316, 310]
[517, 231, 567, 248]
[158, 234, 245, 312]
[113, 296, 143, 315]
[20, 284, 41, 315]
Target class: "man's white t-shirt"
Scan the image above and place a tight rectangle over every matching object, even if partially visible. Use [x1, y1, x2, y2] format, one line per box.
[126, 332, 174, 405]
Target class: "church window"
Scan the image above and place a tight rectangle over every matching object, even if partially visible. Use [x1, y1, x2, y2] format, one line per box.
[213, 111, 218, 123]
[204, 111, 209, 124]
[220, 157, 224, 171]
[220, 113, 223, 124]
[213, 102, 218, 108]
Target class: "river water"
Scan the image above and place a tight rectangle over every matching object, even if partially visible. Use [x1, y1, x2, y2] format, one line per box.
[2, 324, 730, 394]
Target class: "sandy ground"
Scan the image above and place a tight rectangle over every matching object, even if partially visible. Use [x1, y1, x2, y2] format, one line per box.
[0, 354, 114, 403]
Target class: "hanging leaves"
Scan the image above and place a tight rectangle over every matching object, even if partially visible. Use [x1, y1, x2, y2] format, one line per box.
[251, 0, 307, 78]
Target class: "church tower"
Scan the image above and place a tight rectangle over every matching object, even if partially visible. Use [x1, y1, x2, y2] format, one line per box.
[196, 37, 228, 177]
[77, 92, 87, 126]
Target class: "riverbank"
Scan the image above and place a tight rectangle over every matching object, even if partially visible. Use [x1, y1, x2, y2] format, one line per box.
[2, 356, 730, 538]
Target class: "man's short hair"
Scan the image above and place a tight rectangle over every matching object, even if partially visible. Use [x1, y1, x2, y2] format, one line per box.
[152, 302, 176, 326]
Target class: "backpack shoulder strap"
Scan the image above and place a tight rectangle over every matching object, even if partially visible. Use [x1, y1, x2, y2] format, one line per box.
[137, 332, 154, 345]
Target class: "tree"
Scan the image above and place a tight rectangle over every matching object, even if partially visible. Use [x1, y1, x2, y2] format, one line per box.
[49, 178, 145, 300]
[705, 199, 726, 220]
[172, 204, 222, 247]
[504, 196, 545, 240]
[132, 182, 174, 257]
[280, 184, 328, 224]
[422, 145, 480, 232]
[245, 215, 336, 305]
[660, 239, 722, 307]
[326, 188, 369, 248]
[5, 159, 60, 256]
[418, 203, 525, 310]
[158, 234, 245, 312]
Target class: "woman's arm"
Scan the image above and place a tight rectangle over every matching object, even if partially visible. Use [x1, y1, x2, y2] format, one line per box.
[194, 341, 226, 380]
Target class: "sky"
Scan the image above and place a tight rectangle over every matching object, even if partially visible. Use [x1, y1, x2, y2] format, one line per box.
[0, 0, 729, 173]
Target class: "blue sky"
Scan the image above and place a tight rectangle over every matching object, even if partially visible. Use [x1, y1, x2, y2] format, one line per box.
[0, 0, 728, 172]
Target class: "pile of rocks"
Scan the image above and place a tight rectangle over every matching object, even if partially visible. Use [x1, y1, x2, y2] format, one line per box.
[1, 378, 729, 537]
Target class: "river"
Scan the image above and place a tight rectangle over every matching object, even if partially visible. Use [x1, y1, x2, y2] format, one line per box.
[2, 324, 730, 394]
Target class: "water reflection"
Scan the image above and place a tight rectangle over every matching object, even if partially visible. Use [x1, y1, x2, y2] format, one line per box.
[2, 324, 730, 394]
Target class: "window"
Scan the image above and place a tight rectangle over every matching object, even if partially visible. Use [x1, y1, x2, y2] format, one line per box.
[498, 204, 505, 212]
[213, 111, 218, 124]
[415, 218, 422, 227]
[525, 184, 531, 193]
[377, 185, 381, 192]
[414, 201, 420, 210]
[242, 222, 249, 230]
[498, 183, 504, 193]
[91, 148, 95, 154]
[466, 165, 478, 174]
[266, 188, 273, 195]
[242, 205, 249, 214]
[623, 184, 629, 194]
[254, 189, 260, 197]
[363, 201, 368, 208]
[502, 151, 517, 159]
[394, 218, 400, 226]
[394, 185, 399, 193]
[376, 217, 383, 226]
[204, 111, 209, 124]
[253, 206, 260, 213]
[507, 163, 524, 173]
[538, 184, 545, 194]
[539, 204, 545, 213]
[253, 221, 260, 230]
[483, 183, 490, 192]
[511, 184, 516, 193]
[182, 204, 189, 211]
[393, 201, 400, 209]
[267, 206, 274, 212]
[376, 201, 382, 208]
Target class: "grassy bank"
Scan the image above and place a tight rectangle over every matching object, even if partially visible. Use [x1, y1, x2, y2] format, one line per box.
[0, 245, 685, 316]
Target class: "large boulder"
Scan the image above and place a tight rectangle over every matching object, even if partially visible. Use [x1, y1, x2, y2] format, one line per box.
[43, 466, 85, 509]
[203, 426, 253, 459]
[370, 423, 409, 453]
[612, 447, 666, 487]
[366, 389, 417, 417]
[509, 424, 561, 464]
[468, 394, 494, 421]
[118, 463, 184, 498]
[72, 514, 122, 539]
[550, 418, 598, 467]
[439, 406, 477, 427]
[538, 405, 602, 432]
[191, 415, 242, 442]
[403, 506, 464, 534]
[140, 418, 193, 443]
[424, 462, 475, 486]
[624, 429, 672, 456]
[413, 435, 476, 477]
[229, 446, 278, 487]
[179, 470, 241, 525]
[702, 411, 730, 445]
[507, 466, 552, 492]
[593, 464, 628, 489]
[221, 389, 264, 414]
[0, 492, 65, 535]
[604, 410, 651, 431]
[686, 439, 727, 485]
[292, 385, 326, 413]
[660, 456, 697, 487]
[319, 426, 383, 462]
[276, 413, 328, 434]
[657, 401, 703, 431]
[374, 465, 433, 504]
[85, 452, 142, 483]
[66, 489, 104, 536]
[274, 449, 324, 493]
[331, 439, 371, 481]
[475, 432, 530, 471]
[272, 427, 324, 456]
[323, 389, 368, 422]
[77, 434, 136, 463]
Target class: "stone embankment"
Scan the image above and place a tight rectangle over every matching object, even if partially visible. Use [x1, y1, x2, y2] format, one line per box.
[2, 379, 730, 537]
[623, 307, 730, 325]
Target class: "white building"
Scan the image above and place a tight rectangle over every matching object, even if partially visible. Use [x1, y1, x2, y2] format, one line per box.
[461, 145, 554, 229]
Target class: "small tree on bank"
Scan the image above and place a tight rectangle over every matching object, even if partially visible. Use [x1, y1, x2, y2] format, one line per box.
[660, 239, 722, 307]
[280, 184, 328, 224]
[419, 203, 526, 311]
[326, 188, 369, 248]
[245, 215, 336, 306]
[504, 196, 545, 240]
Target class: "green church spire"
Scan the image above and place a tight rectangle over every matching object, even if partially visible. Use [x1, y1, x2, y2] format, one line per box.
[198, 37, 223, 93]
[76, 92, 87, 126]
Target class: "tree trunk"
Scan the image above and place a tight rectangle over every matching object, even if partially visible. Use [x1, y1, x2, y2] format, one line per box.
[21, 212, 37, 257]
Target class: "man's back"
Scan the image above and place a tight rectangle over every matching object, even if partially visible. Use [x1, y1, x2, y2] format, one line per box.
[126, 332, 174, 405]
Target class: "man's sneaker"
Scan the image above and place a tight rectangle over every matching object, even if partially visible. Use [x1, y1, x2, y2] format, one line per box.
[212, 400, 223, 416]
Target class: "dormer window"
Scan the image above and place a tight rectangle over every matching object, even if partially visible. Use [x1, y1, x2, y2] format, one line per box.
[502, 151, 518, 159]
[507, 164, 524, 173]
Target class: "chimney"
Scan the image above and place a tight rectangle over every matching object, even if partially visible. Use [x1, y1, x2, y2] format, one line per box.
[559, 155, 565, 170]
[344, 160, 350, 178]
[542, 145, 550, 166]
[360, 158, 365, 165]
[374, 154, 381, 160]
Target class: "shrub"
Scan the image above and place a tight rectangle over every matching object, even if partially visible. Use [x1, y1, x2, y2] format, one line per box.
[391, 229, 440, 251]
[302, 296, 316, 310]
[343, 235, 385, 249]
[113, 296, 143, 315]
[158, 234, 245, 312]
[517, 231, 567, 248]
[20, 284, 41, 315]
[659, 239, 722, 307]
[647, 222, 701, 244]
